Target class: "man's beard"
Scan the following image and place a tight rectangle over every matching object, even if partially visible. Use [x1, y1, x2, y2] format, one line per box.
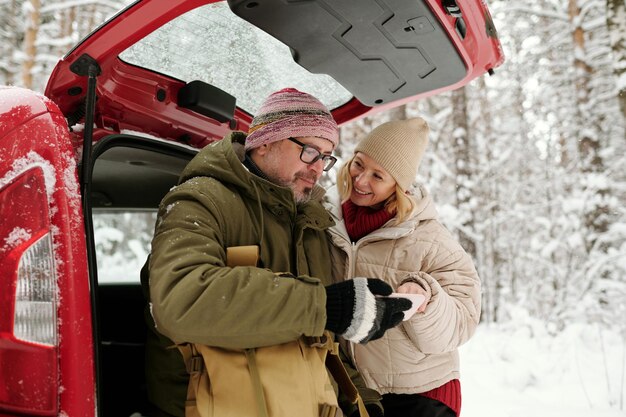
[262, 146, 317, 204]
[274, 172, 316, 204]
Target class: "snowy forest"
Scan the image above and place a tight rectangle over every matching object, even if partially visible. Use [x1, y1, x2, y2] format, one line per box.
[1, 0, 625, 415]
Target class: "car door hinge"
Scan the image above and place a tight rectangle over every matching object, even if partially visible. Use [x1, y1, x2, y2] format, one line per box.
[442, 0, 462, 18]
[70, 53, 101, 77]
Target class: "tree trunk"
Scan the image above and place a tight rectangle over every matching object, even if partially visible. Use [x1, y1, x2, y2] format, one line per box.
[21, 0, 41, 89]
[63, 7, 77, 38]
[384, 103, 407, 123]
[472, 77, 497, 323]
[2, 0, 20, 85]
[569, 0, 602, 172]
[87, 4, 98, 33]
[451, 87, 477, 259]
[568, 0, 610, 250]
[606, 0, 626, 125]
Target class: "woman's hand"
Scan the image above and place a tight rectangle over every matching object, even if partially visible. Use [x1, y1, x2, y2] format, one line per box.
[396, 281, 430, 313]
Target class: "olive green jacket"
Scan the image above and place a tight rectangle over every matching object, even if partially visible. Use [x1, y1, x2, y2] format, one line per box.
[142, 132, 380, 416]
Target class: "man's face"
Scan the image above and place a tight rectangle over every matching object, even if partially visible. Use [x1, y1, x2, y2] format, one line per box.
[254, 136, 335, 204]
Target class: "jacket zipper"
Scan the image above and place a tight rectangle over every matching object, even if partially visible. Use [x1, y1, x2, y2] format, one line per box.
[329, 222, 415, 379]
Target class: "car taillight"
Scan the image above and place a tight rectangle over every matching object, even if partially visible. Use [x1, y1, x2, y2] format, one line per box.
[0, 167, 58, 415]
[14, 233, 57, 346]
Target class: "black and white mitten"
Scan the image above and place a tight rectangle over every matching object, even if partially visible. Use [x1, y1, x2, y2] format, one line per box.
[325, 278, 411, 344]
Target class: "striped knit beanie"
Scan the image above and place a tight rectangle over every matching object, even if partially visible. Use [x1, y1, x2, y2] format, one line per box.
[355, 117, 429, 191]
[245, 88, 339, 151]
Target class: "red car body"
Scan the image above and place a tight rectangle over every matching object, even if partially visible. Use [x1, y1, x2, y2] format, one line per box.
[0, 1, 503, 416]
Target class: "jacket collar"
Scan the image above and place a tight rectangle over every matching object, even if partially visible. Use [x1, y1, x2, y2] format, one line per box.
[180, 132, 333, 229]
[324, 184, 438, 242]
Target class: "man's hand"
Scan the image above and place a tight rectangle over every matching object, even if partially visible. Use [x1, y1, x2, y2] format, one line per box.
[325, 278, 411, 343]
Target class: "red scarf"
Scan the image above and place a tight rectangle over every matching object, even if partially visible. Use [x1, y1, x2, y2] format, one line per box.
[341, 200, 395, 242]
[419, 379, 461, 416]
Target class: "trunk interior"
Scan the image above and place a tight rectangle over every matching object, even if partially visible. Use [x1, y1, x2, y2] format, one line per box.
[90, 135, 197, 417]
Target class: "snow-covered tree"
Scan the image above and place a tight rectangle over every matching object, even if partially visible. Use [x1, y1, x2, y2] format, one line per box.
[1, 0, 130, 91]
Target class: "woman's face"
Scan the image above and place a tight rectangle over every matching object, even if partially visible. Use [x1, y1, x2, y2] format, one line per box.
[348, 152, 397, 208]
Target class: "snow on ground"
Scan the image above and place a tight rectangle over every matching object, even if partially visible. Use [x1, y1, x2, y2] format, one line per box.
[460, 314, 625, 417]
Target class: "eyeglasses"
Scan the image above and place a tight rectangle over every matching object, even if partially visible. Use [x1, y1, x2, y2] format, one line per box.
[288, 137, 337, 171]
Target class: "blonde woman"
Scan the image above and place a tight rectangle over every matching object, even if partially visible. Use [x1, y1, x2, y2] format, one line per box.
[326, 118, 481, 417]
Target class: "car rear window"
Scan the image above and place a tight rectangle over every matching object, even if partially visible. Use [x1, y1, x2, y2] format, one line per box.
[119, 2, 352, 114]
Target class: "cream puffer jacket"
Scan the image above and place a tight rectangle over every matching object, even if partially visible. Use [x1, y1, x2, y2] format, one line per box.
[325, 185, 481, 394]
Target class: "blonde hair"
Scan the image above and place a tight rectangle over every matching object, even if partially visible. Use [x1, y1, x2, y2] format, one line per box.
[337, 156, 415, 224]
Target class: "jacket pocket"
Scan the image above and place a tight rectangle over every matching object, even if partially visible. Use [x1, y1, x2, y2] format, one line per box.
[195, 341, 338, 417]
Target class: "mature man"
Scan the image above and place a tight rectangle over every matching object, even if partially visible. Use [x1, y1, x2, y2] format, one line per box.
[141, 88, 410, 417]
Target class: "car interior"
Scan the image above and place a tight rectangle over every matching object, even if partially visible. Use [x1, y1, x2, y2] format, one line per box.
[90, 136, 197, 416]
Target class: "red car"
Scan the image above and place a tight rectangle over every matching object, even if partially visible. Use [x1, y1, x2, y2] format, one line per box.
[0, 1, 503, 416]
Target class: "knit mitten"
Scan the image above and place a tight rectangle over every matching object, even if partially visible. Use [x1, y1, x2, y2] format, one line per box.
[325, 278, 411, 344]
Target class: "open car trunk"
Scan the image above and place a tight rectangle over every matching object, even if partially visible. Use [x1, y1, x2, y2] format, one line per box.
[4, 1, 502, 416]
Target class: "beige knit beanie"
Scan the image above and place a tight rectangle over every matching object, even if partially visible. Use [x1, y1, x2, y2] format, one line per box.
[354, 117, 429, 191]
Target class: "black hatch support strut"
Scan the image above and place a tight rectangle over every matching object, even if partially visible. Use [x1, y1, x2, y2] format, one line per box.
[69, 53, 104, 417]
[70, 53, 101, 188]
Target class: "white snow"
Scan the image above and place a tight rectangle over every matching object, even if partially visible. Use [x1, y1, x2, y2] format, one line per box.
[2, 227, 32, 250]
[461, 319, 625, 417]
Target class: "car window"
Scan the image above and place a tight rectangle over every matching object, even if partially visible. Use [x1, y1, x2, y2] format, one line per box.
[94, 210, 157, 283]
[119, 2, 352, 113]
